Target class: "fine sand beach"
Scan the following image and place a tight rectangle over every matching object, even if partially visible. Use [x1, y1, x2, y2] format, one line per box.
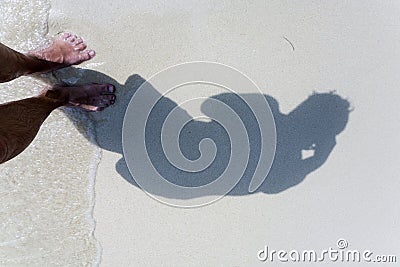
[1, 0, 400, 266]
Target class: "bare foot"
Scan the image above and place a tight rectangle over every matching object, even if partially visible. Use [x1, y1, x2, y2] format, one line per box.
[28, 33, 96, 68]
[46, 83, 116, 111]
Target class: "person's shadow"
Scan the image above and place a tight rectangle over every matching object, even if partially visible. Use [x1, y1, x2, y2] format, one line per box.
[52, 67, 351, 198]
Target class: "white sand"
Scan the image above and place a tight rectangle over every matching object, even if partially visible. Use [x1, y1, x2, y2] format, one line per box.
[44, 0, 400, 266]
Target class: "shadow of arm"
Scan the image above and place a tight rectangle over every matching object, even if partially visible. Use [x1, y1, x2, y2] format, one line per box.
[302, 137, 336, 174]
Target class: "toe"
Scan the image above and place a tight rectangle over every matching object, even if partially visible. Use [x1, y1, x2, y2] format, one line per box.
[74, 37, 84, 45]
[101, 94, 113, 103]
[102, 84, 115, 93]
[66, 34, 77, 43]
[74, 43, 87, 51]
[77, 53, 90, 62]
[98, 96, 111, 107]
[88, 50, 96, 58]
[109, 94, 116, 105]
[104, 94, 116, 105]
[86, 49, 96, 59]
[98, 84, 116, 94]
[77, 50, 95, 62]
[61, 32, 71, 40]
[89, 83, 116, 97]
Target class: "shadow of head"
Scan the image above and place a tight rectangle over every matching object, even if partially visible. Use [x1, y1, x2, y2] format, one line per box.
[287, 92, 350, 146]
[54, 68, 351, 198]
[200, 91, 351, 195]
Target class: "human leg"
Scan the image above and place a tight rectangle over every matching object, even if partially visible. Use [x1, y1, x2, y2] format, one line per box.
[0, 33, 95, 83]
[0, 83, 115, 163]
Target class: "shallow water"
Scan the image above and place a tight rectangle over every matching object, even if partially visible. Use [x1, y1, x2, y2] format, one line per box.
[0, 0, 100, 265]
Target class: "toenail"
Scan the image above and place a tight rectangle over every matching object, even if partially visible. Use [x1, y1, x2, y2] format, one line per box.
[89, 50, 95, 56]
[62, 32, 71, 39]
[108, 85, 115, 92]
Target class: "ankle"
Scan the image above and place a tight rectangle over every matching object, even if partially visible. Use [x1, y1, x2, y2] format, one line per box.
[24, 54, 61, 75]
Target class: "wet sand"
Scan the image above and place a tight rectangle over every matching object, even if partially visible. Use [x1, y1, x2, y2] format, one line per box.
[0, 1, 99, 265]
